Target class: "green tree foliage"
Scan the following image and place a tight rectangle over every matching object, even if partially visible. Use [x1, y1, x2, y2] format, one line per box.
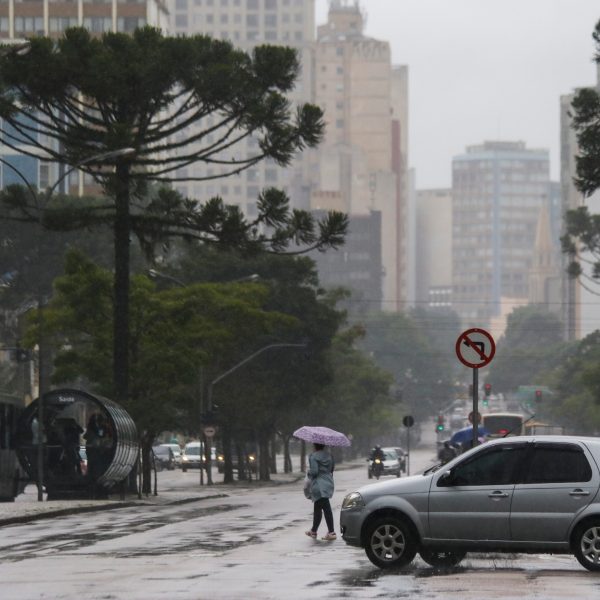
[0, 28, 347, 404]
[561, 19, 600, 284]
[358, 311, 455, 421]
[487, 306, 567, 394]
[28, 249, 293, 490]
[545, 331, 600, 434]
[167, 245, 347, 480]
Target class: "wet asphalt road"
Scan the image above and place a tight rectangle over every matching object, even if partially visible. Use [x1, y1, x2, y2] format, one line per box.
[1, 450, 599, 599]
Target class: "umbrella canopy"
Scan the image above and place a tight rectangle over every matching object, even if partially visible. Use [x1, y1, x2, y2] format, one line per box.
[293, 426, 351, 447]
[450, 425, 489, 446]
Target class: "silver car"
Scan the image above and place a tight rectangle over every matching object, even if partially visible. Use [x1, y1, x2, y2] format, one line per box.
[340, 436, 600, 571]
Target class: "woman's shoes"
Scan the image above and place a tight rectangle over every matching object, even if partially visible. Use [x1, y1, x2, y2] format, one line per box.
[305, 530, 317, 538]
[321, 532, 337, 541]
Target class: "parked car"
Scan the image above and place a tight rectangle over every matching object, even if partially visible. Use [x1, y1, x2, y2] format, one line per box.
[216, 450, 258, 474]
[159, 443, 182, 468]
[181, 441, 216, 472]
[341, 436, 600, 571]
[367, 447, 402, 479]
[152, 445, 175, 471]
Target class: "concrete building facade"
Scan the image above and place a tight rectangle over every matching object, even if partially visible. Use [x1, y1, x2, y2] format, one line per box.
[415, 188, 452, 311]
[560, 69, 600, 340]
[310, 0, 409, 312]
[452, 140, 550, 329]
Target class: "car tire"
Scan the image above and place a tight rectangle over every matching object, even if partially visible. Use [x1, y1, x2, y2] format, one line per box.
[364, 516, 417, 569]
[419, 548, 466, 567]
[574, 520, 600, 571]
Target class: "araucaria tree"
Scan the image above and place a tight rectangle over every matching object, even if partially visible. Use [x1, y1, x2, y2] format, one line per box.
[0, 28, 347, 404]
[561, 20, 600, 289]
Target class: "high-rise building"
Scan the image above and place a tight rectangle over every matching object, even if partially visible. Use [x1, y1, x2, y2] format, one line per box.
[0, 1, 168, 40]
[452, 140, 550, 329]
[0, 1, 169, 193]
[310, 0, 409, 312]
[560, 70, 600, 340]
[169, 0, 316, 213]
[415, 188, 452, 311]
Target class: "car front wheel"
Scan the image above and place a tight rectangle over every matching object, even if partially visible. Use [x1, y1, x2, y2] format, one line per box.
[364, 516, 416, 569]
[419, 548, 466, 567]
[574, 520, 600, 571]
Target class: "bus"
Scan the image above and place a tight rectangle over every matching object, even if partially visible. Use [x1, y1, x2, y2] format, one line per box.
[0, 393, 26, 501]
[481, 412, 525, 438]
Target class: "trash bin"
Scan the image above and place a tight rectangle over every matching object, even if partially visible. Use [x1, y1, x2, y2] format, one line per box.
[16, 388, 138, 499]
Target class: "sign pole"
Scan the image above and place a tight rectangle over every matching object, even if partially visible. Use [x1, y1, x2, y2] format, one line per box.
[472, 367, 479, 449]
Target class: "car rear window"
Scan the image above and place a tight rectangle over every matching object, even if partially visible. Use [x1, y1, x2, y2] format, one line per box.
[524, 444, 592, 484]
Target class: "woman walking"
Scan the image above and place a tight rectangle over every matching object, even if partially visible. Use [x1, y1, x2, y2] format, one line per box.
[305, 443, 337, 541]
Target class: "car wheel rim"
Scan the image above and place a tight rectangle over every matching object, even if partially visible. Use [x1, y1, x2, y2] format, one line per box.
[371, 524, 405, 562]
[581, 526, 600, 565]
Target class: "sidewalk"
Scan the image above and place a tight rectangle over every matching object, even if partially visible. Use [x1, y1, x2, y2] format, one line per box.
[0, 457, 367, 527]
[0, 446, 437, 528]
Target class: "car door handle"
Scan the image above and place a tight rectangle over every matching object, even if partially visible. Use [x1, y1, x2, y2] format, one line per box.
[488, 491, 509, 499]
[569, 489, 590, 497]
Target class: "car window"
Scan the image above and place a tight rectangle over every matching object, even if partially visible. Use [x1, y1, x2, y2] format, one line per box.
[524, 443, 592, 484]
[446, 444, 526, 486]
[383, 451, 397, 461]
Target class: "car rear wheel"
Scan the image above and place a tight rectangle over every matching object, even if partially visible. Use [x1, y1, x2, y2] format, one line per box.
[574, 520, 600, 571]
[419, 548, 466, 567]
[364, 516, 416, 569]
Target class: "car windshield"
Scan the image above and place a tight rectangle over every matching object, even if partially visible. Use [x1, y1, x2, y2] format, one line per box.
[185, 446, 200, 456]
[153, 447, 170, 456]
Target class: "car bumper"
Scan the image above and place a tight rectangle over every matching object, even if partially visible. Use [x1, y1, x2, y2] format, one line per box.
[340, 509, 365, 547]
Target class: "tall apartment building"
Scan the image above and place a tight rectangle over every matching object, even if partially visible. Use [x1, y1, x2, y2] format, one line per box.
[169, 0, 316, 214]
[309, 0, 409, 312]
[560, 66, 600, 340]
[0, 0, 168, 39]
[0, 1, 168, 193]
[452, 141, 550, 329]
[415, 188, 452, 310]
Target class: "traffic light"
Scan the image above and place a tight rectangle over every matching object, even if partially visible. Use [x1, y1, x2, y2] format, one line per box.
[436, 415, 445, 432]
[535, 389, 543, 403]
[483, 383, 492, 406]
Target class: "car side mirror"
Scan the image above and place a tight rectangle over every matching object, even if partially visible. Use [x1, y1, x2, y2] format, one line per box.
[438, 469, 454, 487]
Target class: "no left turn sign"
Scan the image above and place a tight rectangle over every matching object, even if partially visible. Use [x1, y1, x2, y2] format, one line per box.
[455, 328, 495, 369]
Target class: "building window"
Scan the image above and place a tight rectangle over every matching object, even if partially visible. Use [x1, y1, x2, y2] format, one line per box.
[247, 0, 258, 8]
[206, 15, 214, 24]
[117, 17, 146, 32]
[265, 31, 277, 41]
[265, 0, 277, 8]
[176, 0, 188, 8]
[220, 14, 229, 24]
[294, 31, 303, 41]
[265, 14, 277, 27]
[175, 15, 188, 27]
[49, 17, 78, 33]
[83, 17, 112, 32]
[247, 15, 259, 27]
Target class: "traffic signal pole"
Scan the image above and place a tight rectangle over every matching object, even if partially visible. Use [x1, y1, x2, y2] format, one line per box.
[472, 368, 479, 449]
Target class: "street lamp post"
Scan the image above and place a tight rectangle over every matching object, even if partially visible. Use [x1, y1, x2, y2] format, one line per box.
[205, 342, 307, 485]
[0, 147, 135, 501]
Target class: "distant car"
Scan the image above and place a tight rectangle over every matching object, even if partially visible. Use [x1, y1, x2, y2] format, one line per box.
[368, 447, 402, 479]
[341, 436, 600, 572]
[160, 443, 182, 468]
[216, 450, 258, 474]
[152, 445, 175, 471]
[181, 441, 216, 472]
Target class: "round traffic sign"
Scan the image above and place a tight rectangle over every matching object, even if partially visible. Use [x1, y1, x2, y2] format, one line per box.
[455, 328, 496, 369]
[403, 415, 415, 428]
[203, 426, 216, 438]
[468, 411, 482, 425]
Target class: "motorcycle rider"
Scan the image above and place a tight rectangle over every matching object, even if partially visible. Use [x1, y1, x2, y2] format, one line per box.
[369, 445, 385, 478]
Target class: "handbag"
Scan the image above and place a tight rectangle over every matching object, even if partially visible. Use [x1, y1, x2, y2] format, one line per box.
[303, 473, 312, 500]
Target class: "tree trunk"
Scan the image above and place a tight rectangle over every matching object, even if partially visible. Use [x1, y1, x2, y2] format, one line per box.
[258, 432, 270, 481]
[300, 440, 306, 473]
[113, 162, 131, 405]
[140, 431, 155, 496]
[222, 427, 234, 484]
[269, 435, 277, 474]
[283, 435, 292, 473]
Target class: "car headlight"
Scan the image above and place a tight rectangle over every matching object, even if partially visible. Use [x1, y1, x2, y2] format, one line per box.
[248, 455, 255, 462]
[183, 456, 189, 461]
[217, 455, 224, 462]
[342, 492, 364, 510]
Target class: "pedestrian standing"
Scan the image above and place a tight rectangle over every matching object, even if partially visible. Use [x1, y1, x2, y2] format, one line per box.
[305, 443, 337, 541]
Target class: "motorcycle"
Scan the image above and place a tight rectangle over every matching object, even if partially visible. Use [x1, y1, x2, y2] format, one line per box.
[368, 457, 384, 480]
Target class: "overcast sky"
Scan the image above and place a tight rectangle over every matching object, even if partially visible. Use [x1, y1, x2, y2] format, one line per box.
[315, 0, 600, 189]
